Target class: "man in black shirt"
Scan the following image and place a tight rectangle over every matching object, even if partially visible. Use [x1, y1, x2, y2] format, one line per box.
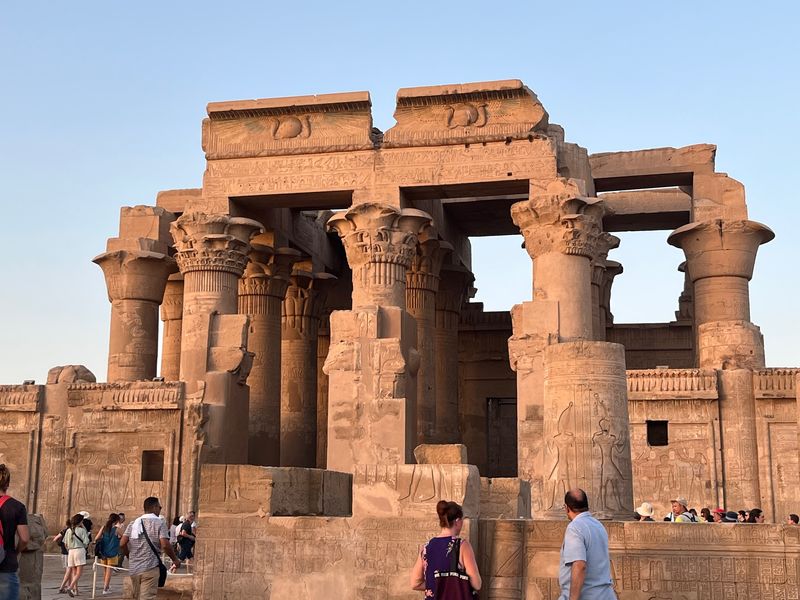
[0, 464, 29, 600]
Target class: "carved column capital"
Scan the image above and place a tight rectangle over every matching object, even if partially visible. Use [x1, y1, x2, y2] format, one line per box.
[327, 202, 433, 307]
[282, 271, 337, 337]
[407, 238, 453, 293]
[93, 249, 177, 303]
[436, 265, 474, 315]
[170, 212, 264, 277]
[590, 233, 620, 286]
[239, 245, 302, 315]
[512, 184, 606, 259]
[668, 219, 774, 282]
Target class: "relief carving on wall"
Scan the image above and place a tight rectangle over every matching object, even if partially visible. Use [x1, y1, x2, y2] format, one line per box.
[445, 103, 488, 129]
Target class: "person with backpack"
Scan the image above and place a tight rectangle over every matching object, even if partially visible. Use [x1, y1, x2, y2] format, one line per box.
[52, 519, 73, 594]
[666, 497, 697, 523]
[0, 464, 30, 600]
[63, 513, 90, 597]
[94, 514, 121, 595]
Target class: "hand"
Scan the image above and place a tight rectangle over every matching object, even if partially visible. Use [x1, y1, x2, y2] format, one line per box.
[173, 559, 182, 570]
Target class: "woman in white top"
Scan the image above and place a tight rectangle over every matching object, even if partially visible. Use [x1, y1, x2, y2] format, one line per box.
[63, 513, 90, 597]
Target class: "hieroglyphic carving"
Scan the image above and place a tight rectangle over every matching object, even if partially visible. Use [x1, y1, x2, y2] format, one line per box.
[65, 381, 183, 409]
[0, 385, 42, 411]
[754, 368, 799, 398]
[384, 79, 549, 148]
[203, 92, 375, 158]
[627, 369, 718, 399]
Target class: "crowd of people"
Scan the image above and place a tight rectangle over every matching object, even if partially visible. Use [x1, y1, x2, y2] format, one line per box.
[50, 506, 197, 596]
[633, 496, 797, 524]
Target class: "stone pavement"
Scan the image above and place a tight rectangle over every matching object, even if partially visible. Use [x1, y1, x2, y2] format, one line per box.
[41, 554, 126, 599]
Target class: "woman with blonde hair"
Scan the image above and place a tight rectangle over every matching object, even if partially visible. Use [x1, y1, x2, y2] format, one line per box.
[410, 500, 481, 598]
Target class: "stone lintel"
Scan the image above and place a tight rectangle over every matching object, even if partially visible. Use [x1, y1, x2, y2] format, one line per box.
[600, 188, 692, 232]
[590, 144, 716, 192]
[156, 188, 202, 214]
[385, 79, 549, 148]
[203, 91, 375, 159]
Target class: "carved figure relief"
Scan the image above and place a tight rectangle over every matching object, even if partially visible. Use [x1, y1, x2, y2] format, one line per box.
[546, 401, 575, 509]
[445, 103, 488, 128]
[592, 417, 627, 511]
[270, 115, 311, 140]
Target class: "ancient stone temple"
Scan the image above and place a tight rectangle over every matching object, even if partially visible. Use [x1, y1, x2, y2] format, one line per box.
[2, 79, 799, 598]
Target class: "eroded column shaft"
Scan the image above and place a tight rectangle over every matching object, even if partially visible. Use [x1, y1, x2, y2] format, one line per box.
[160, 275, 184, 381]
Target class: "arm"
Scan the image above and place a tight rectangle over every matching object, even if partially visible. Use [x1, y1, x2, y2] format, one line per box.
[568, 560, 587, 600]
[160, 536, 181, 567]
[410, 547, 425, 591]
[119, 535, 130, 557]
[460, 540, 482, 591]
[94, 529, 104, 543]
[16, 524, 30, 554]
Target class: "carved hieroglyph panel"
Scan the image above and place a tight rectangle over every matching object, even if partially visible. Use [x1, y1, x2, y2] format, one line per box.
[0, 432, 33, 504]
[630, 421, 718, 519]
[65, 432, 174, 520]
[767, 422, 799, 522]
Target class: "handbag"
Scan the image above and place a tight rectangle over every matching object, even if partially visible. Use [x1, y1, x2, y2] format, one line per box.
[433, 538, 478, 599]
[141, 524, 168, 587]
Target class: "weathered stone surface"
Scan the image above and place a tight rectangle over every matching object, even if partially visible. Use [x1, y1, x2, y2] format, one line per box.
[413, 443, 468, 464]
[18, 514, 46, 600]
[480, 478, 531, 519]
[46, 365, 96, 384]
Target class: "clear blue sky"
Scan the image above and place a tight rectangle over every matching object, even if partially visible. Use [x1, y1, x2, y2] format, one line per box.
[1, 1, 798, 382]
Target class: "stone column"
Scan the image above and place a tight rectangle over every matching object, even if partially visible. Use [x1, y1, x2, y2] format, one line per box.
[669, 219, 773, 511]
[171, 212, 263, 388]
[668, 219, 774, 369]
[510, 181, 633, 519]
[325, 203, 431, 470]
[434, 265, 473, 444]
[238, 245, 301, 466]
[160, 273, 184, 381]
[406, 237, 451, 444]
[600, 260, 623, 329]
[94, 249, 176, 382]
[280, 270, 336, 467]
[590, 233, 620, 341]
[316, 312, 331, 469]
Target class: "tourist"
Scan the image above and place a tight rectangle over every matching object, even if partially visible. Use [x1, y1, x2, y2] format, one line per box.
[667, 497, 697, 522]
[0, 464, 30, 600]
[722, 511, 739, 523]
[409, 500, 481, 596]
[94, 513, 121, 595]
[120, 497, 181, 600]
[177, 512, 196, 570]
[746, 508, 765, 523]
[712, 508, 725, 523]
[169, 517, 181, 556]
[738, 510, 748, 522]
[63, 513, 90, 597]
[634, 502, 655, 522]
[557, 489, 617, 600]
[53, 519, 72, 594]
[115, 513, 126, 568]
[788, 514, 799, 525]
[699, 508, 713, 523]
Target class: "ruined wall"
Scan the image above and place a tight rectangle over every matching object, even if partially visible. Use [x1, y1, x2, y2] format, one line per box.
[458, 307, 516, 477]
[607, 323, 694, 369]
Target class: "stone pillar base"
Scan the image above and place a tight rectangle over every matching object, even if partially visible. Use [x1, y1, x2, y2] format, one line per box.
[541, 340, 633, 520]
[324, 306, 419, 471]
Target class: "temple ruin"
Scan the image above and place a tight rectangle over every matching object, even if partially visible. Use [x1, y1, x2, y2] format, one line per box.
[2, 79, 799, 598]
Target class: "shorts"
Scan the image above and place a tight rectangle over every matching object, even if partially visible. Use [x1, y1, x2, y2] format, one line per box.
[99, 556, 118, 566]
[177, 543, 193, 560]
[67, 548, 87, 567]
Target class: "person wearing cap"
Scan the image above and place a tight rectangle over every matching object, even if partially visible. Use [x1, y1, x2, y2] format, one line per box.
[666, 497, 697, 522]
[722, 511, 739, 523]
[634, 502, 655, 522]
[712, 508, 725, 523]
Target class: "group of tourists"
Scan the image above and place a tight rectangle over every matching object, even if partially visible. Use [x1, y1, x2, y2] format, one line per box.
[634, 496, 792, 524]
[411, 488, 617, 599]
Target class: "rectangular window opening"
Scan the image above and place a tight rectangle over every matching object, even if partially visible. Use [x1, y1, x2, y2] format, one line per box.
[646, 420, 669, 446]
[141, 450, 165, 481]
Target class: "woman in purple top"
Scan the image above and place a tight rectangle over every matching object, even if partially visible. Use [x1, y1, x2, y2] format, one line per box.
[410, 500, 482, 597]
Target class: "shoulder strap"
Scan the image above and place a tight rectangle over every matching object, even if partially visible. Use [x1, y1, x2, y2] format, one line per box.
[140, 521, 163, 563]
[449, 538, 462, 572]
[0, 496, 7, 541]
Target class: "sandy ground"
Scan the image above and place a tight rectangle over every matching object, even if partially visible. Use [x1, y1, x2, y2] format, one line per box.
[41, 554, 127, 599]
